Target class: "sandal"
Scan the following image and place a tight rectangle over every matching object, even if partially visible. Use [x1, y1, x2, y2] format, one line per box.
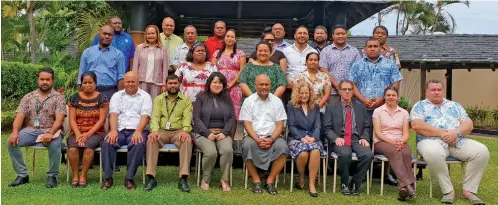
[252, 182, 263, 194]
[220, 180, 231, 192]
[265, 183, 278, 195]
[70, 180, 79, 188]
[201, 180, 209, 191]
[78, 180, 87, 188]
[463, 193, 485, 205]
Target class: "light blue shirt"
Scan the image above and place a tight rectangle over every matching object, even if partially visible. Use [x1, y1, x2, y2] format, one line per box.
[348, 56, 402, 100]
[78, 45, 126, 87]
[274, 40, 290, 52]
[92, 31, 135, 69]
[409, 99, 469, 148]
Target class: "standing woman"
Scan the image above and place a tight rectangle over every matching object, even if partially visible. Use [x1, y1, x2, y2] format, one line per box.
[193, 72, 236, 192]
[67, 71, 109, 188]
[239, 41, 287, 98]
[372, 86, 416, 200]
[295, 52, 331, 113]
[132, 25, 169, 99]
[249, 32, 287, 72]
[211, 29, 246, 120]
[175, 42, 218, 102]
[287, 82, 326, 197]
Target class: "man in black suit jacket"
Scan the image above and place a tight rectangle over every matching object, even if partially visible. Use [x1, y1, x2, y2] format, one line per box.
[322, 80, 373, 196]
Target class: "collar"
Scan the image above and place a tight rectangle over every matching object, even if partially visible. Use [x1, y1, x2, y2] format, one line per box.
[312, 41, 329, 49]
[208, 36, 223, 42]
[165, 92, 186, 100]
[380, 104, 402, 113]
[35, 89, 57, 98]
[121, 88, 144, 97]
[276, 40, 289, 47]
[424, 98, 448, 107]
[291, 43, 313, 53]
[363, 55, 383, 63]
[161, 33, 175, 39]
[255, 93, 272, 102]
[341, 100, 353, 107]
[331, 43, 350, 50]
[381, 44, 392, 51]
[144, 43, 160, 48]
[180, 42, 194, 49]
[98, 45, 111, 51]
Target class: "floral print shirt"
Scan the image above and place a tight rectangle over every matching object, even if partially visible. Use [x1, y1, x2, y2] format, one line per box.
[175, 62, 218, 102]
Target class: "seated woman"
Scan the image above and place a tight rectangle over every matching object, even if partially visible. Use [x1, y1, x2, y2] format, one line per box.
[193, 72, 236, 192]
[67, 71, 109, 188]
[286, 82, 326, 197]
[372, 86, 416, 200]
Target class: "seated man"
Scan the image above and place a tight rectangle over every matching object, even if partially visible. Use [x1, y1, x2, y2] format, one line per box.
[322, 80, 373, 196]
[411, 78, 489, 204]
[7, 67, 66, 188]
[145, 74, 193, 192]
[102, 71, 152, 190]
[240, 74, 288, 195]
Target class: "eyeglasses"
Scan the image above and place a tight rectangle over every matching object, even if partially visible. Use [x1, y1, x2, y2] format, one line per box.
[341, 88, 353, 92]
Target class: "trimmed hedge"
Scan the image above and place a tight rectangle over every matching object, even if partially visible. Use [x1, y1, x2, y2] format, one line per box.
[1, 61, 66, 101]
[1, 111, 16, 132]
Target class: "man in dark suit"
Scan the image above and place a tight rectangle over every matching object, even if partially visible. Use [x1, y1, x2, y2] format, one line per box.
[322, 79, 373, 196]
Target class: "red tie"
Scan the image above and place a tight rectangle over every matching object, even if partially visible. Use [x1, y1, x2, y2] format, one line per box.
[344, 105, 352, 146]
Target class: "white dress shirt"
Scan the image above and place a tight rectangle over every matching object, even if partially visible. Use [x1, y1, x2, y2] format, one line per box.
[109, 88, 153, 131]
[282, 43, 318, 82]
[170, 43, 190, 67]
[239, 93, 287, 137]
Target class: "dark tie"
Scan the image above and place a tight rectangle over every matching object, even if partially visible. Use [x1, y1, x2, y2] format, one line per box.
[344, 105, 352, 146]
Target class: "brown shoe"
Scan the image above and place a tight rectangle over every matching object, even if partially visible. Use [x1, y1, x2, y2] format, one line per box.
[102, 178, 113, 190]
[125, 179, 136, 190]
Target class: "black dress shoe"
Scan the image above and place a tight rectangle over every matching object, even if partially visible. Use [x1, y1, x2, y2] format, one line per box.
[398, 187, 409, 201]
[351, 184, 361, 196]
[8, 176, 29, 187]
[265, 183, 278, 195]
[102, 178, 113, 190]
[309, 191, 318, 197]
[46, 176, 57, 188]
[178, 178, 191, 192]
[144, 178, 157, 191]
[125, 179, 136, 190]
[341, 184, 351, 196]
[385, 174, 398, 187]
[252, 182, 263, 194]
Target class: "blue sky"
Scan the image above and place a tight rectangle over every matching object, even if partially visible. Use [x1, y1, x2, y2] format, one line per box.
[350, 1, 498, 35]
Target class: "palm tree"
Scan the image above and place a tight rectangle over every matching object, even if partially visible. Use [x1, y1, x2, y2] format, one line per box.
[430, 0, 470, 34]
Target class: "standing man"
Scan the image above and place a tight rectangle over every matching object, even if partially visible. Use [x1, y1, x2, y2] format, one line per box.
[322, 80, 373, 196]
[80, 25, 126, 99]
[205, 21, 226, 61]
[91, 16, 135, 71]
[369, 26, 401, 69]
[348, 37, 402, 117]
[7, 68, 66, 188]
[161, 17, 184, 71]
[101, 71, 152, 190]
[272, 23, 290, 51]
[240, 74, 288, 195]
[170, 25, 198, 71]
[411, 78, 489, 205]
[311, 25, 330, 54]
[145, 74, 193, 192]
[319, 25, 361, 103]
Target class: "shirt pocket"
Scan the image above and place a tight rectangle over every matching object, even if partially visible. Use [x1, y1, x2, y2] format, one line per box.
[104, 56, 118, 71]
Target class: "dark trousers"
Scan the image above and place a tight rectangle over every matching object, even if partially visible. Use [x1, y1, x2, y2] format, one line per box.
[96, 86, 118, 100]
[101, 129, 148, 180]
[332, 142, 373, 186]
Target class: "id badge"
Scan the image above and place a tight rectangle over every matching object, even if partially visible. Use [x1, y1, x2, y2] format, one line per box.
[34, 116, 40, 128]
[165, 121, 171, 130]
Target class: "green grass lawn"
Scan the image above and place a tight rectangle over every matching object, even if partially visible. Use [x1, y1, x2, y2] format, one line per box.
[2, 133, 498, 205]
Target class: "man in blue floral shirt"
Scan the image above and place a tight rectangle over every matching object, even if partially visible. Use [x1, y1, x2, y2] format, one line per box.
[410, 78, 489, 204]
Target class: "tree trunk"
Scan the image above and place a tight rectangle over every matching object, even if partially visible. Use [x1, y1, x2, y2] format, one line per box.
[27, 0, 36, 63]
[396, 9, 400, 35]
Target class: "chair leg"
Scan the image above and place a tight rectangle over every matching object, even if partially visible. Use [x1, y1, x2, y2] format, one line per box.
[196, 152, 201, 187]
[32, 149, 36, 176]
[333, 159, 337, 193]
[380, 161, 385, 196]
[142, 157, 145, 184]
[275, 173, 278, 188]
[430, 174, 433, 198]
[318, 160, 321, 186]
[323, 158, 327, 193]
[99, 151, 102, 184]
[290, 160, 294, 192]
[367, 169, 370, 195]
[370, 160, 374, 191]
[283, 160, 287, 185]
[230, 166, 233, 187]
[66, 158, 70, 183]
[244, 163, 248, 190]
[413, 162, 417, 190]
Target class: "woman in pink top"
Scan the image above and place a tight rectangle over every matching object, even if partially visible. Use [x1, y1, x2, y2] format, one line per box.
[372, 86, 416, 200]
[211, 29, 246, 120]
[132, 25, 169, 99]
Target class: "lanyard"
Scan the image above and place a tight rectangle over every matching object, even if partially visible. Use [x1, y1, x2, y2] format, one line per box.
[35, 96, 51, 116]
[165, 96, 179, 119]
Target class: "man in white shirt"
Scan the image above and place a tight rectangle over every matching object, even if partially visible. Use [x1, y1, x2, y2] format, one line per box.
[240, 74, 288, 195]
[170, 25, 197, 71]
[101, 71, 153, 190]
[282, 26, 318, 85]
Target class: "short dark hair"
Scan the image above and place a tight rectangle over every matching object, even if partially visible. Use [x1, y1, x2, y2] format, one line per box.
[204, 72, 228, 95]
[339, 79, 354, 89]
[296, 25, 308, 33]
[185, 42, 210, 63]
[306, 52, 320, 61]
[255, 41, 273, 53]
[314, 25, 328, 34]
[39, 67, 55, 80]
[107, 16, 121, 24]
[260, 27, 273, 40]
[165, 74, 180, 83]
[331, 25, 347, 35]
[383, 86, 398, 96]
[365, 37, 379, 46]
[425, 78, 444, 89]
[373, 25, 388, 36]
[80, 71, 97, 84]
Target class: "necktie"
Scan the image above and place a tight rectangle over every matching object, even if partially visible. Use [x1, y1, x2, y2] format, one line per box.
[344, 105, 352, 146]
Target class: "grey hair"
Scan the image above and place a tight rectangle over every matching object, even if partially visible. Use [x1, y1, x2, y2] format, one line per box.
[339, 79, 354, 89]
[314, 25, 328, 34]
[425, 78, 444, 89]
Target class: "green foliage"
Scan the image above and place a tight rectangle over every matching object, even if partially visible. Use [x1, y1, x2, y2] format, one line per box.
[466, 106, 498, 130]
[1, 111, 16, 131]
[467, 106, 487, 122]
[397, 96, 410, 111]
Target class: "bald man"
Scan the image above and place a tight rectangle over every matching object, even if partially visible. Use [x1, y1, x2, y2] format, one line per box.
[205, 21, 226, 61]
[272, 23, 290, 51]
[240, 74, 288, 195]
[171, 25, 198, 71]
[80, 25, 126, 99]
[101, 71, 153, 190]
[91, 16, 135, 71]
[160, 17, 184, 62]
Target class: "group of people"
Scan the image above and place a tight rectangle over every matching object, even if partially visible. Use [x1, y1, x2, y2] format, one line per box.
[6, 16, 489, 205]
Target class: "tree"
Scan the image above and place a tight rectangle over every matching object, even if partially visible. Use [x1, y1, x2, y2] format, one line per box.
[27, 0, 36, 63]
[431, 0, 470, 34]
